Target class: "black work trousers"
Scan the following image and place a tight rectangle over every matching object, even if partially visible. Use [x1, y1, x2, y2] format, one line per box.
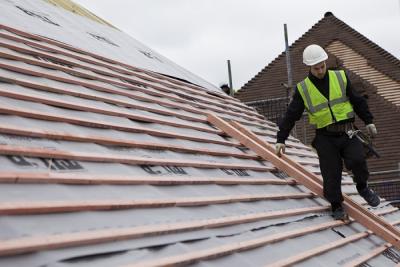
[312, 133, 369, 204]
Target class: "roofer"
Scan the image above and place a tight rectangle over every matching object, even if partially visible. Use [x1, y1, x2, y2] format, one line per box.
[275, 44, 380, 220]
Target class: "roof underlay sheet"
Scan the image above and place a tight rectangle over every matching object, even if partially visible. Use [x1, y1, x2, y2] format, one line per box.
[0, 1, 399, 267]
[0, 0, 218, 91]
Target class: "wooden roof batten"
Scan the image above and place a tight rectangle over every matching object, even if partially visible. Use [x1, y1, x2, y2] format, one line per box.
[0, 192, 315, 215]
[207, 114, 400, 251]
[121, 208, 399, 267]
[0, 6, 399, 266]
[0, 25, 261, 118]
[0, 171, 297, 186]
[0, 34, 282, 134]
[0, 144, 273, 172]
[0, 205, 329, 257]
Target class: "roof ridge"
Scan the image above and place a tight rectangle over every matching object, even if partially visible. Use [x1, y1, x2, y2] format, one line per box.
[327, 14, 400, 79]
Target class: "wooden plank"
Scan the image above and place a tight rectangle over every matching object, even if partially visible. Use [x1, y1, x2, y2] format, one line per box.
[0, 74, 206, 123]
[0, 192, 315, 215]
[229, 112, 346, 172]
[0, 104, 238, 147]
[207, 114, 400, 250]
[121, 209, 400, 267]
[0, 59, 268, 130]
[266, 232, 369, 267]
[0, 36, 268, 128]
[0, 172, 297, 186]
[231, 119, 400, 248]
[228, 119, 400, 244]
[0, 86, 221, 135]
[0, 33, 263, 120]
[208, 115, 323, 195]
[0, 144, 273, 171]
[0, 123, 258, 160]
[0, 58, 255, 125]
[0, 30, 251, 111]
[124, 220, 345, 267]
[0, 205, 329, 256]
[343, 244, 392, 267]
[14, 29, 256, 115]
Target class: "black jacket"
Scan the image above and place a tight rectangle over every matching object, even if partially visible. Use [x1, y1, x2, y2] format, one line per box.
[276, 71, 373, 144]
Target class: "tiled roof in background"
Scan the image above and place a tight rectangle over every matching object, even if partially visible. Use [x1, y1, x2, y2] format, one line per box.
[0, 3, 400, 267]
[326, 40, 400, 106]
[236, 12, 400, 102]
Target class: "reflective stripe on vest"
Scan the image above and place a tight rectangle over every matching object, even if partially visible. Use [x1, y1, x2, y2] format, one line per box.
[297, 70, 354, 128]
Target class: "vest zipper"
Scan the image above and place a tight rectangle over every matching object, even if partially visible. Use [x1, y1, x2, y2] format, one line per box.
[328, 102, 337, 122]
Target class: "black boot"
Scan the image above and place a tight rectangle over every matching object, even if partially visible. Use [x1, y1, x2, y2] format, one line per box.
[358, 187, 380, 207]
[331, 203, 348, 220]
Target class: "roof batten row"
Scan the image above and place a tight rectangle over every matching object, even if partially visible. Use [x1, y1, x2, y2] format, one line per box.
[0, 205, 329, 257]
[0, 144, 272, 171]
[0, 172, 297, 186]
[0, 104, 237, 146]
[0, 26, 261, 117]
[0, 6, 399, 265]
[0, 192, 315, 215]
[0, 52, 267, 130]
[0, 123, 257, 159]
[125, 209, 400, 267]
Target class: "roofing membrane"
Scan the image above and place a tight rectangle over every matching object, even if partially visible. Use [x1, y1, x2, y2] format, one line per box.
[0, 0, 219, 91]
[0, 1, 399, 267]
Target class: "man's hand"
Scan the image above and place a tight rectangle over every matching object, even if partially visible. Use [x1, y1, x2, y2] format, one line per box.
[275, 143, 286, 157]
[366, 124, 377, 138]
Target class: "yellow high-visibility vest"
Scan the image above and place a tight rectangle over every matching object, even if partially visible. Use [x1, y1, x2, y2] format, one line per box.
[297, 70, 354, 129]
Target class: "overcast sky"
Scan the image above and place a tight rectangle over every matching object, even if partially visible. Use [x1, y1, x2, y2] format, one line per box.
[73, 0, 400, 89]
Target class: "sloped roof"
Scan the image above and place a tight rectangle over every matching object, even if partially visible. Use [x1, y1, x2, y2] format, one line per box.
[0, 0, 218, 91]
[0, 4, 400, 267]
[43, 0, 116, 28]
[236, 12, 400, 104]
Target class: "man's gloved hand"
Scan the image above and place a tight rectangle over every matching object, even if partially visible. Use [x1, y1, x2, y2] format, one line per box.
[366, 124, 377, 138]
[275, 143, 286, 157]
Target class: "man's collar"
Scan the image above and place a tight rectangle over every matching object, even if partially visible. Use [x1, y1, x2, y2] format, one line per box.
[308, 71, 328, 83]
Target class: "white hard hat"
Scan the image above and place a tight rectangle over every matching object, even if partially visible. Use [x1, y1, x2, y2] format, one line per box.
[302, 44, 328, 66]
